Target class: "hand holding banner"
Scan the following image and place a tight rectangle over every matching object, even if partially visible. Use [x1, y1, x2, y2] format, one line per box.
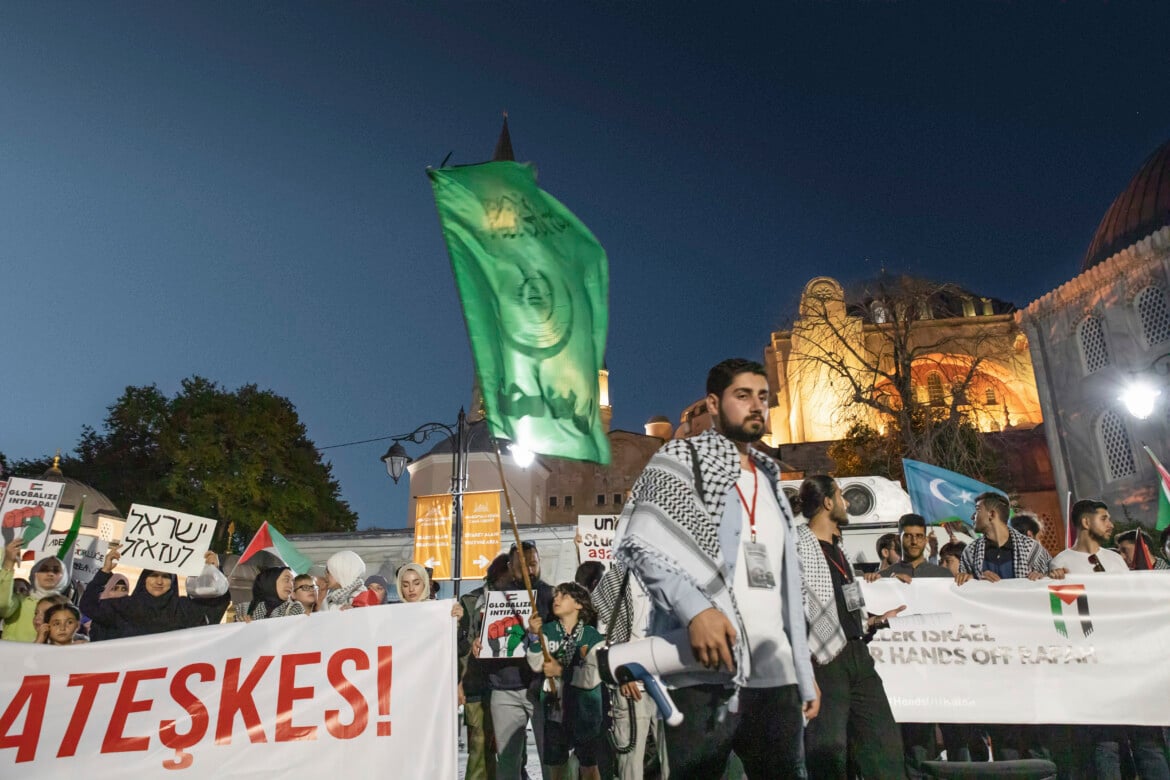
[119, 504, 218, 576]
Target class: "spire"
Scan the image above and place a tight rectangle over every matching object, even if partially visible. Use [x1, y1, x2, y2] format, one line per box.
[47, 449, 63, 477]
[492, 112, 515, 162]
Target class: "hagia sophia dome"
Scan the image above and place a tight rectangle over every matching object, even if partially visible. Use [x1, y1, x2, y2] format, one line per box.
[1082, 138, 1170, 272]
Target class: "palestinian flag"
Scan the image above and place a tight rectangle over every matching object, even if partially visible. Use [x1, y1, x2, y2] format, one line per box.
[237, 521, 312, 575]
[1133, 530, 1156, 571]
[1143, 446, 1170, 532]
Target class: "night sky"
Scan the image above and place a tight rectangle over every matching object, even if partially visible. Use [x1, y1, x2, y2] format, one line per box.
[2, 3, 1169, 529]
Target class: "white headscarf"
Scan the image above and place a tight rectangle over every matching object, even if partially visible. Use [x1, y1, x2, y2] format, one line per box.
[323, 551, 367, 610]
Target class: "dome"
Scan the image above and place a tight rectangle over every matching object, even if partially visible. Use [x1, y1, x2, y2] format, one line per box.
[38, 462, 123, 529]
[647, 415, 671, 424]
[1082, 139, 1170, 272]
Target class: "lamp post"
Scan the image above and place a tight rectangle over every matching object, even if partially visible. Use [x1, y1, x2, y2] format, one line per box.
[1120, 353, 1170, 420]
[381, 408, 469, 596]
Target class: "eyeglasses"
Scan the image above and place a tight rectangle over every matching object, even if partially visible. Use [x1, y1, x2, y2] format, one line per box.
[1087, 554, 1105, 573]
[296, 585, 319, 591]
[39, 567, 63, 575]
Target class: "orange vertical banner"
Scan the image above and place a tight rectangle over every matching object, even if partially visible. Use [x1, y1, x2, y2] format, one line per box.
[461, 491, 502, 580]
[413, 494, 453, 580]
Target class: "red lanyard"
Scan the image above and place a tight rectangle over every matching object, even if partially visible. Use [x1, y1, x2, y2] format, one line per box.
[734, 461, 759, 543]
[826, 545, 852, 582]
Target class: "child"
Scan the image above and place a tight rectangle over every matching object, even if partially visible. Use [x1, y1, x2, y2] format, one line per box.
[37, 603, 87, 645]
[528, 582, 605, 780]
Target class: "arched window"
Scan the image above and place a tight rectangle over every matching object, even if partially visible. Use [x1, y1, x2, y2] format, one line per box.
[1098, 410, 1136, 481]
[1135, 286, 1170, 347]
[1078, 316, 1110, 374]
[927, 373, 945, 406]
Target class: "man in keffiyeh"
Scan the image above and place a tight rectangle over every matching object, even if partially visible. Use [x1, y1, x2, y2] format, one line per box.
[614, 358, 817, 779]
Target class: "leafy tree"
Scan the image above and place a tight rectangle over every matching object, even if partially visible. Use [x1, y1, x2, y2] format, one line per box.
[14, 377, 357, 549]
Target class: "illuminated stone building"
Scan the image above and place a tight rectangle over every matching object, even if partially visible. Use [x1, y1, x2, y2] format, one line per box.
[1017, 138, 1170, 528]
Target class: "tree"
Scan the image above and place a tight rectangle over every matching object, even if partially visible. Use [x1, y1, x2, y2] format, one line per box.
[791, 274, 1031, 484]
[14, 377, 357, 548]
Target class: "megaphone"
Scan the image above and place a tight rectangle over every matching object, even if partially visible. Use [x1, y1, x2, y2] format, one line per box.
[596, 630, 707, 727]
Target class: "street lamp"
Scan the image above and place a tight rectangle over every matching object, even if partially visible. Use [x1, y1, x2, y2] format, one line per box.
[380, 409, 469, 595]
[1121, 353, 1170, 420]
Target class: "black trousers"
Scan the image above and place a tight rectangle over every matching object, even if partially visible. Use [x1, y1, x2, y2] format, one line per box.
[804, 639, 906, 779]
[665, 683, 807, 779]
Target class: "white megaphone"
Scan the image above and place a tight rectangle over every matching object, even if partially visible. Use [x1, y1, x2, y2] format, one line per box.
[596, 630, 708, 727]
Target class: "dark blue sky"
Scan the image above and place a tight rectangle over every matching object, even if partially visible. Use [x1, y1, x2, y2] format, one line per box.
[2, 3, 1168, 529]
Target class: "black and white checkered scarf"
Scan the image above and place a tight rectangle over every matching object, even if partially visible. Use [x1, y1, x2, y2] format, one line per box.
[960, 526, 1052, 579]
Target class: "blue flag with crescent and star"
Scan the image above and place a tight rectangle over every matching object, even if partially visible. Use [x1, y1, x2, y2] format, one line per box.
[902, 459, 1007, 524]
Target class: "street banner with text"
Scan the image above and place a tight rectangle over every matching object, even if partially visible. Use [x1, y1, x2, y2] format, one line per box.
[576, 514, 617, 569]
[119, 505, 218, 577]
[0, 601, 457, 778]
[413, 493, 453, 579]
[461, 491, 501, 580]
[860, 574, 1170, 725]
[0, 477, 65, 553]
[429, 161, 611, 465]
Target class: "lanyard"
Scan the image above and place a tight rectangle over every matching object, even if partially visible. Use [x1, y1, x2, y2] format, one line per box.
[826, 545, 852, 583]
[734, 461, 759, 543]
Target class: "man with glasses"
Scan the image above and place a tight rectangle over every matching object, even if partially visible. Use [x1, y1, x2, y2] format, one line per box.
[1051, 500, 1127, 573]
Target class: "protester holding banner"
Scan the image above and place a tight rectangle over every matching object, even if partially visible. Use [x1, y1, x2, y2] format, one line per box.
[321, 550, 367, 610]
[527, 582, 605, 780]
[957, 491, 1062, 584]
[796, 475, 907, 779]
[80, 541, 229, 640]
[1, 539, 73, 642]
[459, 553, 510, 780]
[244, 566, 304, 620]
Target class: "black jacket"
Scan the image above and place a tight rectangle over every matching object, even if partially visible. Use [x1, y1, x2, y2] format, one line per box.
[81, 568, 230, 641]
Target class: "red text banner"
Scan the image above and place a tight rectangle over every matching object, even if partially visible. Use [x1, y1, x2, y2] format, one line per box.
[0, 601, 457, 777]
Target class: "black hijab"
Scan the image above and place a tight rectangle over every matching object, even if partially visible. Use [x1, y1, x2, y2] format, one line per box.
[80, 568, 230, 640]
[248, 567, 291, 618]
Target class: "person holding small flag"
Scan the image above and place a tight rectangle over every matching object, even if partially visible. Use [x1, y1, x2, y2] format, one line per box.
[1115, 528, 1170, 570]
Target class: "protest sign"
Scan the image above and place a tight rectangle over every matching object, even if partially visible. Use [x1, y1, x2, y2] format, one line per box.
[0, 477, 65, 552]
[0, 600, 457, 778]
[860, 574, 1170, 725]
[460, 491, 501, 580]
[412, 494, 453, 579]
[119, 505, 218, 577]
[576, 514, 617, 568]
[43, 532, 108, 586]
[478, 590, 534, 659]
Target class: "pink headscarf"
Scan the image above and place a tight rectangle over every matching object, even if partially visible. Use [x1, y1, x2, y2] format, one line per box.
[99, 574, 130, 600]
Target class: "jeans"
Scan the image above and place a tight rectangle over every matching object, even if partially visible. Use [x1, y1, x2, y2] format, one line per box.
[1090, 725, 1170, 780]
[804, 639, 906, 779]
[664, 683, 807, 779]
[490, 685, 550, 780]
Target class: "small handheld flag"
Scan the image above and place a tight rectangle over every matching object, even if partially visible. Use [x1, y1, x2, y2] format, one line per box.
[55, 500, 84, 562]
[1142, 446, 1170, 532]
[237, 521, 312, 575]
[902, 459, 1006, 525]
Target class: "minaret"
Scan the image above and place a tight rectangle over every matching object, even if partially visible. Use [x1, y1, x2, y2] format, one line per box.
[599, 365, 612, 433]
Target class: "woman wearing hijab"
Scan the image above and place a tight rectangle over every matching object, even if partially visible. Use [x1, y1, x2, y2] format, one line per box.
[364, 575, 391, 604]
[0, 538, 73, 642]
[244, 567, 303, 620]
[86, 572, 131, 641]
[395, 563, 463, 618]
[321, 551, 367, 611]
[80, 540, 231, 641]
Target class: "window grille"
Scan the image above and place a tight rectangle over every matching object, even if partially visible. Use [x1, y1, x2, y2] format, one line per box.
[927, 373, 945, 406]
[1136, 287, 1170, 347]
[1099, 411, 1136, 481]
[1078, 316, 1110, 374]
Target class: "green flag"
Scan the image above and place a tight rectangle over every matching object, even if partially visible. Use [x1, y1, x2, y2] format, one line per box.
[56, 500, 84, 562]
[428, 161, 610, 464]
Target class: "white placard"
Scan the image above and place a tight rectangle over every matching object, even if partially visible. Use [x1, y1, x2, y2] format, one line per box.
[119, 504, 218, 576]
[0, 477, 66, 552]
[477, 590, 534, 659]
[576, 514, 618, 569]
[860, 574, 1170, 725]
[43, 532, 109, 586]
[0, 601, 457, 777]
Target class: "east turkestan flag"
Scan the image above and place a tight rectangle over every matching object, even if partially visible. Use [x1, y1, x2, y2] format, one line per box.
[238, 521, 312, 575]
[1143, 446, 1170, 532]
[428, 159, 611, 465]
[902, 458, 1007, 525]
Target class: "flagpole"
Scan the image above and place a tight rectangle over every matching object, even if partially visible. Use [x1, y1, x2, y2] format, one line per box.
[488, 436, 556, 692]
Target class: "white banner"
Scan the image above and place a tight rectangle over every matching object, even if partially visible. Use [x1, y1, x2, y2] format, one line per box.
[0, 477, 66, 553]
[860, 574, 1170, 725]
[576, 514, 617, 569]
[0, 601, 457, 777]
[121, 504, 218, 576]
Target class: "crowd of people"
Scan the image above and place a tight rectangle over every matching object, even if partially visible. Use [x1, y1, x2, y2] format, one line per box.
[2, 356, 1168, 779]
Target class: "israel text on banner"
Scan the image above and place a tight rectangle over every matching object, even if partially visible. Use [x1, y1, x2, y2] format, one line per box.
[119, 505, 218, 577]
[460, 490, 501, 579]
[478, 590, 534, 659]
[0, 601, 456, 778]
[412, 493, 453, 579]
[0, 477, 66, 553]
[859, 574, 1170, 725]
[576, 514, 618, 569]
[429, 160, 611, 465]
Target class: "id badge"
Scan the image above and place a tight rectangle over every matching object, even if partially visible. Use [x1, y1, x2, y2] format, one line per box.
[842, 581, 865, 612]
[743, 542, 776, 589]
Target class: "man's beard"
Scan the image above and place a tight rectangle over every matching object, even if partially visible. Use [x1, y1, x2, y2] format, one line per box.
[718, 407, 766, 443]
[1088, 528, 1111, 547]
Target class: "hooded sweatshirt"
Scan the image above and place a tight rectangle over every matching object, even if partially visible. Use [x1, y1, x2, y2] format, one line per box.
[0, 555, 73, 642]
[80, 564, 230, 641]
